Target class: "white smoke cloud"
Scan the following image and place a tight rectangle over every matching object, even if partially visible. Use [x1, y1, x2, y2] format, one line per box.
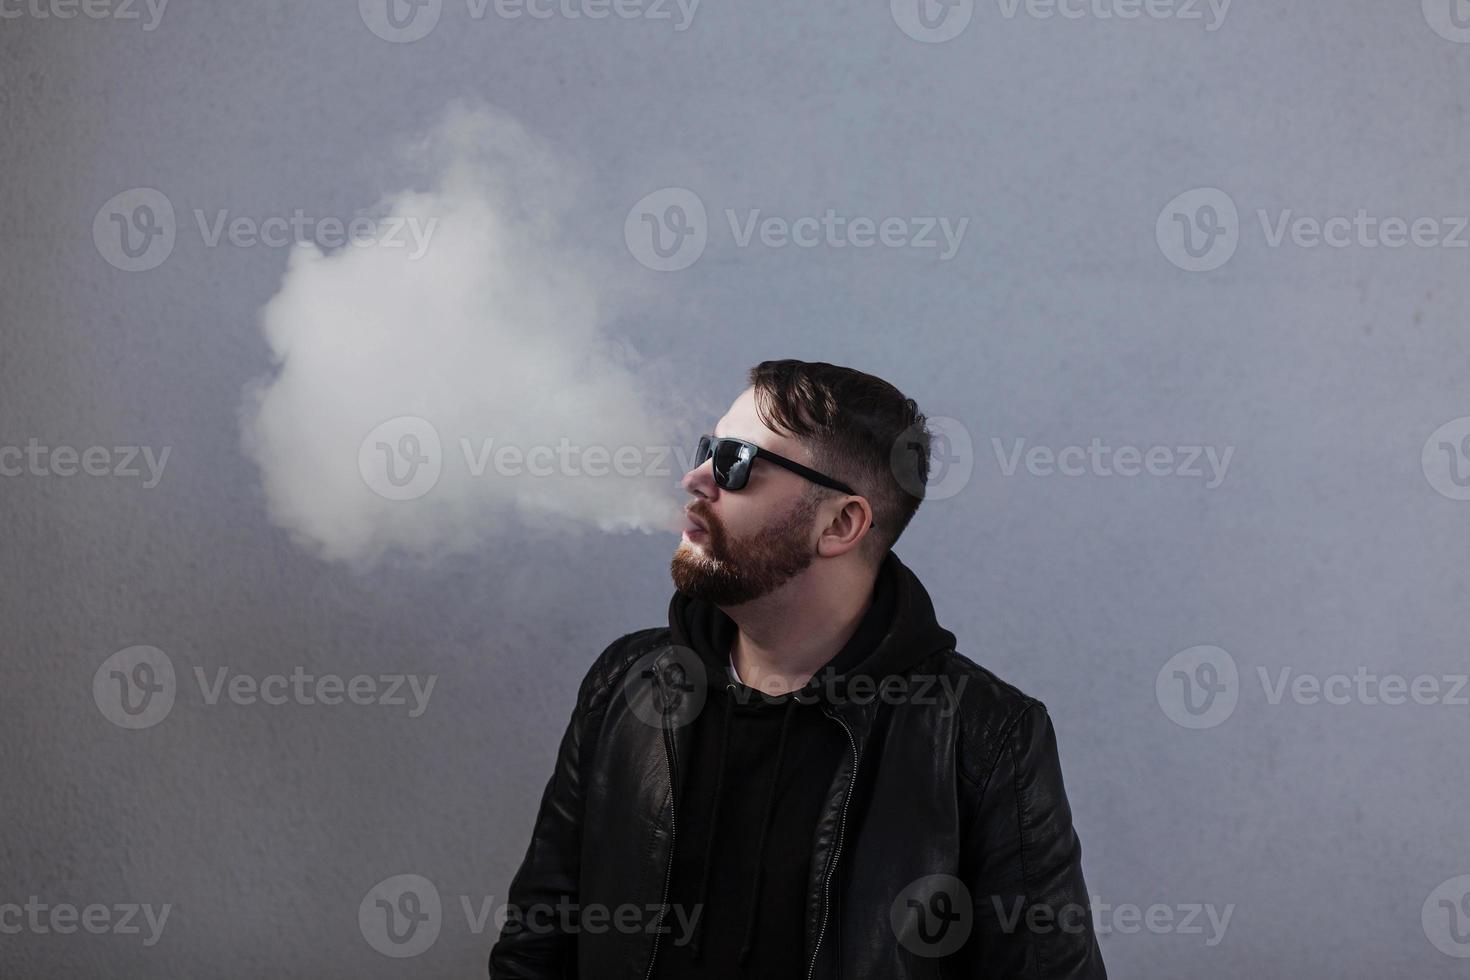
[239, 101, 690, 570]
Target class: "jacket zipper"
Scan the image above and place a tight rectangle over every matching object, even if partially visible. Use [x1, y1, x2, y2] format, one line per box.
[807, 709, 860, 980]
[644, 706, 678, 980]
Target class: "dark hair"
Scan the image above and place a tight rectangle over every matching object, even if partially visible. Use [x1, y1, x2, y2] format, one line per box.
[746, 359, 931, 562]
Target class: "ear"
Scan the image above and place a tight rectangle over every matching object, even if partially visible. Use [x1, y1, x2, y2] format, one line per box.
[815, 496, 876, 559]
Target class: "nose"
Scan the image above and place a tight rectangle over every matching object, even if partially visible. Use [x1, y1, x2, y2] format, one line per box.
[680, 454, 716, 500]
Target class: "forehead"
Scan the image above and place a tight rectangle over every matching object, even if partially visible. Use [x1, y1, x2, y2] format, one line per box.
[712, 387, 807, 461]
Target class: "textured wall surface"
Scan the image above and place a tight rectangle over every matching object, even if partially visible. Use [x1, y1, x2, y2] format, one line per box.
[3, 2, 1469, 977]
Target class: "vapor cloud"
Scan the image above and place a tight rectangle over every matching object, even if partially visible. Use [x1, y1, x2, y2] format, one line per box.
[240, 102, 687, 570]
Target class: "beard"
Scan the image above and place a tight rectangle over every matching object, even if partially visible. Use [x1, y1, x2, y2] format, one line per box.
[670, 491, 820, 606]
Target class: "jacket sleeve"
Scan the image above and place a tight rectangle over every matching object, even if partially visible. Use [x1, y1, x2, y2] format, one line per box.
[958, 702, 1107, 978]
[488, 641, 618, 979]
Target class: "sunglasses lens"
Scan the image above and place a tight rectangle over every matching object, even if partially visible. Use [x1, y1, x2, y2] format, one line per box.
[694, 435, 711, 466]
[711, 440, 747, 489]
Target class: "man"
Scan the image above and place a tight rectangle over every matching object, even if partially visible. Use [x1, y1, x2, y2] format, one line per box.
[489, 359, 1106, 978]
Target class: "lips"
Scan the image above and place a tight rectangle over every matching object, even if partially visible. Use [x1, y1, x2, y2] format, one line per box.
[683, 510, 708, 534]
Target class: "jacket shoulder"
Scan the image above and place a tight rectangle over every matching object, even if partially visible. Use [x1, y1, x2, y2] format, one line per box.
[920, 648, 1050, 791]
[576, 626, 671, 711]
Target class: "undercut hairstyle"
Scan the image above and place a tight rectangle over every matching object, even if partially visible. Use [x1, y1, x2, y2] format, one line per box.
[746, 359, 932, 564]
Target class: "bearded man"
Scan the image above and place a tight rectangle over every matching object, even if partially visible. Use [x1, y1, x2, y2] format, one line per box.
[489, 358, 1106, 979]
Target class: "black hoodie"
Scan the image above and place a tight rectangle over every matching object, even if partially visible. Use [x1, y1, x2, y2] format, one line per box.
[652, 551, 949, 979]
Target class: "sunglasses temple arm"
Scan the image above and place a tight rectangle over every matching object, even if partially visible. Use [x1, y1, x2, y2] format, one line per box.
[754, 450, 876, 526]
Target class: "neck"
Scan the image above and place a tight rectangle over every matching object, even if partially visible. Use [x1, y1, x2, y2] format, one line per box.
[725, 560, 879, 698]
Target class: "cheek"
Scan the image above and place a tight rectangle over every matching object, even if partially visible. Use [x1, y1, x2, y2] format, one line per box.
[710, 499, 751, 537]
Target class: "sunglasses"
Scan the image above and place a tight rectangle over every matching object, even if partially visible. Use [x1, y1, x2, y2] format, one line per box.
[692, 434, 877, 530]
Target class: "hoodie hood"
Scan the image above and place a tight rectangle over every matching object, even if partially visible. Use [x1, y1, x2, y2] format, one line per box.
[667, 549, 958, 709]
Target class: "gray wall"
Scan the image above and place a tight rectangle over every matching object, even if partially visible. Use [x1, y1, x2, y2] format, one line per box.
[3, 1, 1470, 977]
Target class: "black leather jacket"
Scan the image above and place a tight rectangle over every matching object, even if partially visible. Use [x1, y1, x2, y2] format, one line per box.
[489, 552, 1107, 979]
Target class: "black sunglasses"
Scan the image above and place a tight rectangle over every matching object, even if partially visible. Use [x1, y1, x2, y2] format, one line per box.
[693, 435, 876, 529]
